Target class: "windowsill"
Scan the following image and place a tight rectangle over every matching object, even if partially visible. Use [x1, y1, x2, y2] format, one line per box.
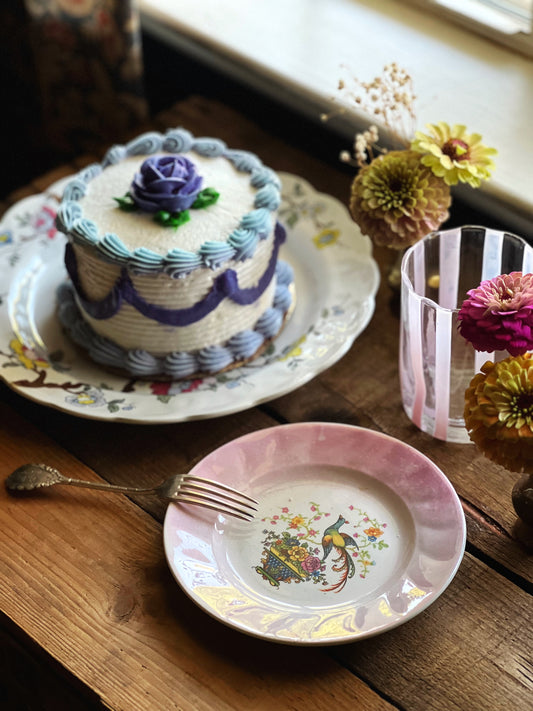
[138, 0, 533, 235]
[405, 0, 533, 50]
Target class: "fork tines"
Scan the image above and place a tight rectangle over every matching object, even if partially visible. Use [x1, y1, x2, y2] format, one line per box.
[177, 474, 258, 522]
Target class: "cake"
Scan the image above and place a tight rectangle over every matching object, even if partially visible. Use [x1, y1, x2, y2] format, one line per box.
[54, 128, 294, 379]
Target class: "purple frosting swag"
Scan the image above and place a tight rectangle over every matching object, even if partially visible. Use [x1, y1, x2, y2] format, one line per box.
[130, 155, 203, 213]
[65, 223, 286, 327]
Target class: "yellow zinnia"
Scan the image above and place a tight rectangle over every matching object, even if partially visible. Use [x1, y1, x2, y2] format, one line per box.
[349, 150, 451, 249]
[411, 122, 496, 187]
[464, 354, 533, 472]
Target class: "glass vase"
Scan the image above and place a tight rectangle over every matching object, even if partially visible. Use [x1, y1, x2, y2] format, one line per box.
[400, 226, 533, 443]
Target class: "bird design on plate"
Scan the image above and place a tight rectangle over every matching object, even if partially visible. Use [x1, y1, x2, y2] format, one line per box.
[320, 515, 359, 592]
[255, 501, 388, 593]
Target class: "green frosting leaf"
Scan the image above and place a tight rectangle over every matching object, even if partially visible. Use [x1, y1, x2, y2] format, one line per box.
[113, 193, 138, 212]
[154, 210, 191, 229]
[192, 187, 220, 210]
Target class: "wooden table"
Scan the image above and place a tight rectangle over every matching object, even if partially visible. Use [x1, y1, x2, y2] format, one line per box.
[1, 97, 531, 711]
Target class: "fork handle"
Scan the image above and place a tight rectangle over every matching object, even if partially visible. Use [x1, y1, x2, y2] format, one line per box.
[59, 477, 154, 495]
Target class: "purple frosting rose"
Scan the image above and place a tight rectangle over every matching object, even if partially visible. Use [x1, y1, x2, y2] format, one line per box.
[130, 155, 203, 213]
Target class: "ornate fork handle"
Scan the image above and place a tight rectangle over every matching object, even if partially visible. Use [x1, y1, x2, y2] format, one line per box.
[7, 463, 158, 495]
[6, 463, 258, 521]
[48, 477, 156, 494]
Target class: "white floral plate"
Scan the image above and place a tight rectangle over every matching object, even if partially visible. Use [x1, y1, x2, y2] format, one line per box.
[164, 423, 466, 645]
[0, 173, 379, 422]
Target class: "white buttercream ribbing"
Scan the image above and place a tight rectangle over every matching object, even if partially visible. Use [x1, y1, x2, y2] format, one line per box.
[78, 280, 276, 353]
[73, 232, 277, 353]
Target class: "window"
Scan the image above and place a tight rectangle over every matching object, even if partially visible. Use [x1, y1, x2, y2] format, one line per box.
[403, 0, 533, 56]
[474, 1, 531, 30]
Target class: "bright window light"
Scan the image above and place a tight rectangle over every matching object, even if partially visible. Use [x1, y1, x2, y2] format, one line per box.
[403, 0, 533, 54]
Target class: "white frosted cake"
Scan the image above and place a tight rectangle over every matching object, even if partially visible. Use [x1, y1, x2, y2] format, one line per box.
[55, 128, 293, 379]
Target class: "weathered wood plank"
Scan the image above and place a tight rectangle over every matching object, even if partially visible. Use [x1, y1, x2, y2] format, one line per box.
[0, 623, 106, 711]
[331, 554, 533, 711]
[1, 400, 531, 711]
[0, 383, 282, 521]
[0, 402, 394, 711]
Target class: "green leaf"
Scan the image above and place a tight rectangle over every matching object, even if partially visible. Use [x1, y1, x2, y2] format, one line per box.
[192, 187, 220, 210]
[154, 210, 191, 229]
[113, 193, 138, 212]
[107, 400, 125, 413]
[286, 213, 299, 228]
[171, 211, 191, 228]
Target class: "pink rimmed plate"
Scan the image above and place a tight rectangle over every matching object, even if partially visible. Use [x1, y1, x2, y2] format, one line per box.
[163, 422, 466, 645]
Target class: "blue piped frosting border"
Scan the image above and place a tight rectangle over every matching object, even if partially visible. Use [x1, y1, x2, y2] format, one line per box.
[55, 128, 282, 277]
[57, 261, 294, 379]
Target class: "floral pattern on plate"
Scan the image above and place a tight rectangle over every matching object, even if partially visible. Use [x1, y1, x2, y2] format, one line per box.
[256, 501, 389, 591]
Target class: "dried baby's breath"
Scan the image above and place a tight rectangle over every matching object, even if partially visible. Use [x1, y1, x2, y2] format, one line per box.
[322, 63, 417, 162]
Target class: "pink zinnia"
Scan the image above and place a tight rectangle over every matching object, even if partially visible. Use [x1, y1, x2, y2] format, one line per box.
[458, 272, 533, 356]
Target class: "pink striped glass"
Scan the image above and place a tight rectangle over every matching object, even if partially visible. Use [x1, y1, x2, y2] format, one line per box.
[400, 226, 533, 443]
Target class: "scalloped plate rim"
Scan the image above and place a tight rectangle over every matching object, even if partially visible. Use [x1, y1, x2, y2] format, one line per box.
[0, 172, 380, 423]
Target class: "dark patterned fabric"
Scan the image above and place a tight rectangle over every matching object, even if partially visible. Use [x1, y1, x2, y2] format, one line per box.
[23, 0, 148, 155]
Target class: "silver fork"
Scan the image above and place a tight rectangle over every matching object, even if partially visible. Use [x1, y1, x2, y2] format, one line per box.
[5, 463, 258, 522]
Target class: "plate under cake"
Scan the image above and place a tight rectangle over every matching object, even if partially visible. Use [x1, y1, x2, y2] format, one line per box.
[54, 128, 294, 380]
[0, 171, 379, 423]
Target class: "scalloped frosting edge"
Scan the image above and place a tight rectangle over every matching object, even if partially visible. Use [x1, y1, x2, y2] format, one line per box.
[55, 128, 282, 276]
[57, 260, 294, 379]
[65, 223, 286, 327]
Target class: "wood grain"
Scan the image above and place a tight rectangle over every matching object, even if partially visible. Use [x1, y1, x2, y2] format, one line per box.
[333, 554, 533, 711]
[0, 95, 531, 711]
[1, 623, 106, 711]
[1, 397, 531, 711]
[0, 403, 393, 711]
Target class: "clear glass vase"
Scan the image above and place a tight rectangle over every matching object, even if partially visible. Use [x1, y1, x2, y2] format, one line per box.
[400, 226, 533, 443]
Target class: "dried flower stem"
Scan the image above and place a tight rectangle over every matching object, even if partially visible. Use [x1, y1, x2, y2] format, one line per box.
[322, 63, 417, 162]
